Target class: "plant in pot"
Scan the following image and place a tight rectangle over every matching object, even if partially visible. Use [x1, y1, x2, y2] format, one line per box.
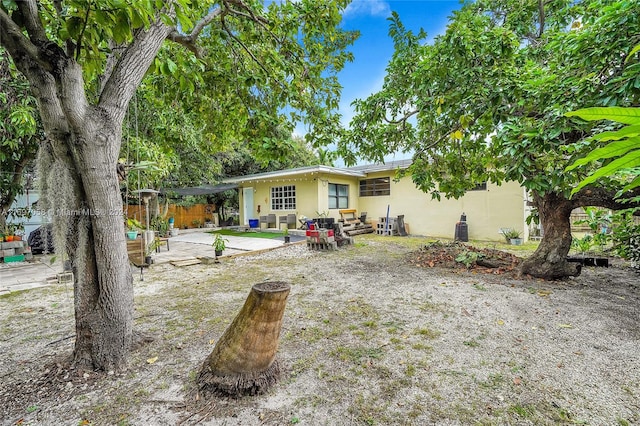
[503, 228, 522, 245]
[126, 218, 143, 240]
[11, 223, 25, 241]
[212, 233, 228, 257]
[283, 227, 290, 244]
[145, 239, 163, 265]
[3, 223, 17, 241]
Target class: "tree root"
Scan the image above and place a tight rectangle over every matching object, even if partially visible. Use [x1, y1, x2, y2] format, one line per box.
[197, 360, 281, 397]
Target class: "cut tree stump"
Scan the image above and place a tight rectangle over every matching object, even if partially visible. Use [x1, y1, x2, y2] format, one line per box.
[197, 281, 291, 397]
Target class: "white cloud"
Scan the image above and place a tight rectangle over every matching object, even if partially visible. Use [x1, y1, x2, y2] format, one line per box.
[343, 1, 391, 18]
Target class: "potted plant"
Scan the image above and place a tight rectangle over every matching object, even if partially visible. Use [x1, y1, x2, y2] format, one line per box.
[9, 223, 25, 241]
[192, 219, 202, 228]
[212, 233, 228, 257]
[503, 228, 522, 245]
[145, 238, 163, 265]
[3, 223, 16, 242]
[126, 218, 143, 240]
[283, 227, 290, 244]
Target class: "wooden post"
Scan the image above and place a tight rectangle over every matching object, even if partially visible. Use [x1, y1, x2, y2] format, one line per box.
[198, 281, 291, 396]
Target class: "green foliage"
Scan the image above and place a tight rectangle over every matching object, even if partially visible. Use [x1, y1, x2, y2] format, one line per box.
[127, 218, 143, 231]
[565, 106, 640, 194]
[571, 234, 593, 255]
[339, 0, 640, 202]
[212, 233, 228, 252]
[0, 48, 42, 223]
[455, 250, 484, 268]
[502, 228, 521, 241]
[610, 211, 640, 262]
[573, 207, 612, 249]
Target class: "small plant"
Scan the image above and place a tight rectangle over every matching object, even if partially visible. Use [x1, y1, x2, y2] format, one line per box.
[151, 216, 169, 236]
[192, 219, 202, 228]
[283, 227, 289, 236]
[455, 250, 484, 268]
[212, 233, 228, 252]
[127, 218, 143, 231]
[575, 207, 612, 251]
[572, 234, 593, 256]
[502, 228, 521, 242]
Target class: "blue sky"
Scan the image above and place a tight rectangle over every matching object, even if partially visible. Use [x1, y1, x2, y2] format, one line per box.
[337, 1, 462, 126]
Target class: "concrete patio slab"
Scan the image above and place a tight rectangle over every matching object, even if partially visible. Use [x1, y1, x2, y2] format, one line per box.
[0, 229, 294, 292]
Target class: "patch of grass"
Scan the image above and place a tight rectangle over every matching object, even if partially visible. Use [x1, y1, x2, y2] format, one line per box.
[332, 346, 384, 364]
[411, 342, 432, 351]
[349, 394, 391, 425]
[405, 363, 416, 377]
[463, 339, 480, 347]
[477, 373, 505, 389]
[414, 327, 441, 339]
[508, 403, 535, 418]
[208, 229, 283, 239]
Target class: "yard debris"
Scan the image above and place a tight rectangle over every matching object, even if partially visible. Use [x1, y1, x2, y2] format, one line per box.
[407, 241, 521, 275]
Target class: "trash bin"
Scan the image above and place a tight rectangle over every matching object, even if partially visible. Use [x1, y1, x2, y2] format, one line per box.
[249, 219, 259, 228]
[454, 213, 468, 242]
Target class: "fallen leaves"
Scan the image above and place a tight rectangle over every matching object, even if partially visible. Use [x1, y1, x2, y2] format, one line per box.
[407, 241, 522, 275]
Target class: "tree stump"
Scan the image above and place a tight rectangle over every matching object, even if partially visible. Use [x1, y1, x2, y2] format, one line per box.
[197, 281, 291, 396]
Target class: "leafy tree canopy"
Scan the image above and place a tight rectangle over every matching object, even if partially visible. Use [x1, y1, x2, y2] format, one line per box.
[0, 48, 42, 228]
[337, 0, 640, 201]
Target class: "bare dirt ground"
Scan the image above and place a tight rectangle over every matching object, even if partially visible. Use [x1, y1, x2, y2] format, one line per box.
[1, 235, 639, 425]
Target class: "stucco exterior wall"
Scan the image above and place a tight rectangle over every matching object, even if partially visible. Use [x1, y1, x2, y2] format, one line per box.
[358, 172, 526, 242]
[235, 169, 526, 242]
[316, 173, 360, 220]
[238, 177, 320, 225]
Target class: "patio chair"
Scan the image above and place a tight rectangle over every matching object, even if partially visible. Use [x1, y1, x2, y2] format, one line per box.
[267, 214, 277, 229]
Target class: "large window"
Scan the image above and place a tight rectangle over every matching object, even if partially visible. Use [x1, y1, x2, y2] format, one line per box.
[329, 183, 349, 209]
[359, 178, 390, 197]
[271, 185, 296, 210]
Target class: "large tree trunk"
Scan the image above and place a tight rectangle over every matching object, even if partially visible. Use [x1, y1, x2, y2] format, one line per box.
[519, 191, 580, 279]
[1, 4, 174, 371]
[68, 121, 134, 371]
[198, 281, 291, 396]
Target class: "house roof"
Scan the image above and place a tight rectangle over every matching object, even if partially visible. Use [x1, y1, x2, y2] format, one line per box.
[160, 183, 238, 196]
[223, 165, 366, 183]
[346, 159, 413, 173]
[223, 159, 414, 184]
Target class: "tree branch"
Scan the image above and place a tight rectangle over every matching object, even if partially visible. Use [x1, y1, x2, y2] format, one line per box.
[537, 0, 545, 38]
[0, 8, 47, 70]
[99, 18, 172, 125]
[571, 186, 640, 211]
[167, 7, 222, 57]
[220, 15, 284, 89]
[16, 0, 48, 45]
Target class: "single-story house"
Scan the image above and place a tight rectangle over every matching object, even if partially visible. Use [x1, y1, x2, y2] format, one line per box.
[224, 160, 529, 242]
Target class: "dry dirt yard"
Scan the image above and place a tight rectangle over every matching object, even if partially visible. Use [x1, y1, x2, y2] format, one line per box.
[1, 235, 639, 425]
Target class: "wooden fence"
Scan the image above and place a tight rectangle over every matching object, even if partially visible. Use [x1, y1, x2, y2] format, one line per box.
[126, 203, 216, 229]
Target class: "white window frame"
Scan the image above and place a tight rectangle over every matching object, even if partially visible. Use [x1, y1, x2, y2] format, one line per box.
[271, 185, 296, 210]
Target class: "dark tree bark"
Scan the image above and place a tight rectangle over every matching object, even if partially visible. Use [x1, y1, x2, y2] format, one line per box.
[520, 187, 640, 280]
[519, 192, 580, 279]
[198, 281, 291, 396]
